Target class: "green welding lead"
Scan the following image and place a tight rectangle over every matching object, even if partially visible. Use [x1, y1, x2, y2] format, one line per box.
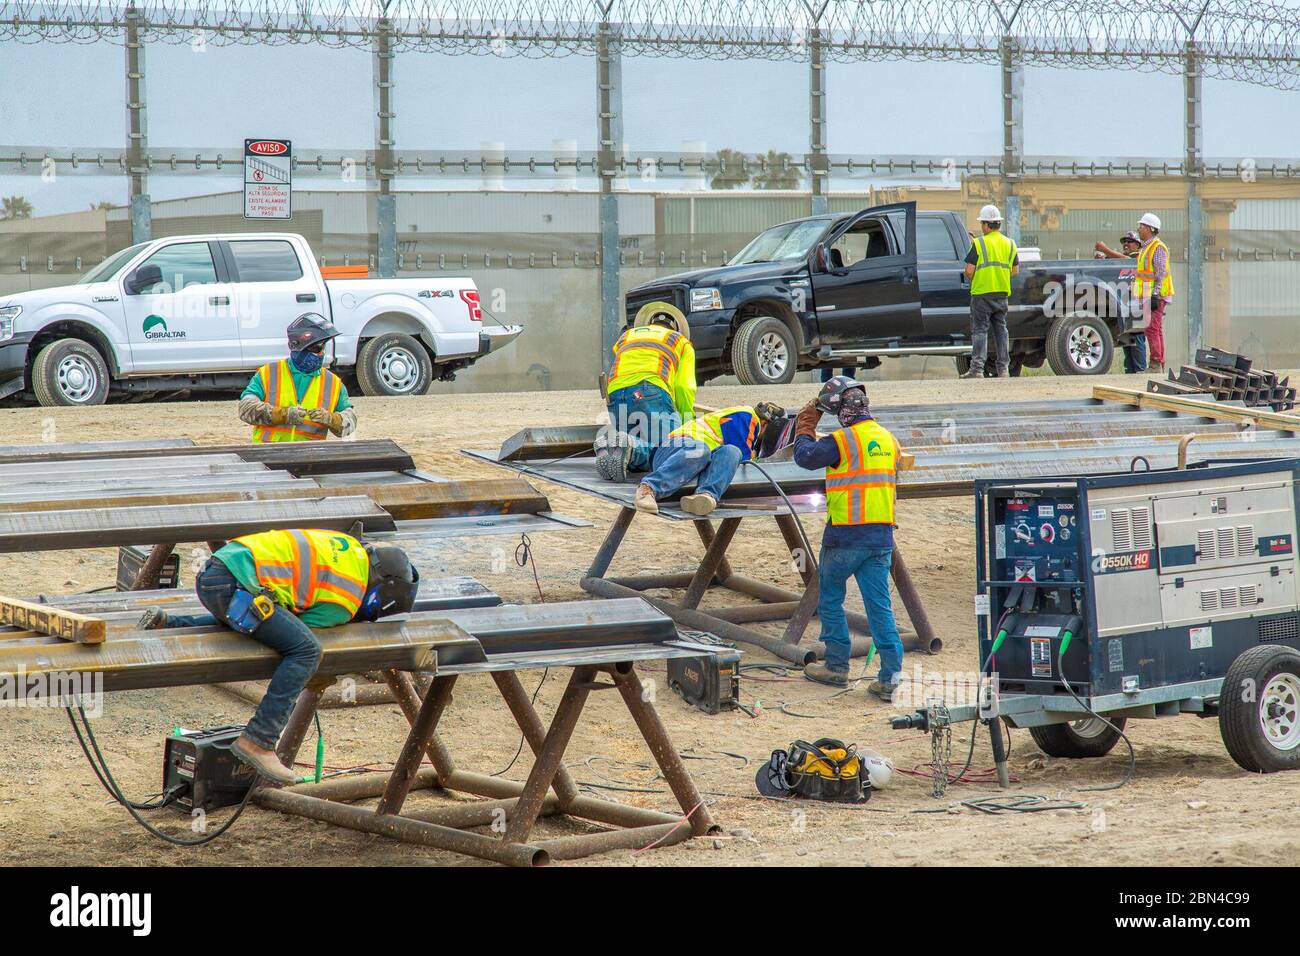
[314, 731, 325, 784]
[990, 629, 1008, 655]
[1059, 630, 1074, 657]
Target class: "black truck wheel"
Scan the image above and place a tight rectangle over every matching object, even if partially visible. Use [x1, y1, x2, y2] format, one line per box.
[1028, 717, 1126, 758]
[356, 333, 433, 396]
[1045, 314, 1114, 375]
[1219, 645, 1300, 773]
[31, 337, 111, 407]
[732, 316, 797, 386]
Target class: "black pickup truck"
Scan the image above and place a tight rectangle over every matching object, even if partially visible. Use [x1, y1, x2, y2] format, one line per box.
[624, 201, 1140, 383]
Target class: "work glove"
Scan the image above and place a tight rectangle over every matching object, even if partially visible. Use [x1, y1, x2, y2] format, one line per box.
[284, 405, 309, 426]
[794, 400, 821, 440]
[307, 406, 345, 435]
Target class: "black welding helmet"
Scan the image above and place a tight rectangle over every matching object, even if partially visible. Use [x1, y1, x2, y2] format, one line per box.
[287, 313, 340, 353]
[815, 375, 866, 416]
[359, 545, 419, 621]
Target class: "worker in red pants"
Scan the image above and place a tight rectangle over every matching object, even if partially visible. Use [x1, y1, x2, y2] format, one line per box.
[1134, 213, 1174, 373]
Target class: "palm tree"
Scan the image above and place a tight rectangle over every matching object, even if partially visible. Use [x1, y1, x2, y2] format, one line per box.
[709, 149, 750, 190]
[751, 151, 802, 190]
[0, 196, 33, 220]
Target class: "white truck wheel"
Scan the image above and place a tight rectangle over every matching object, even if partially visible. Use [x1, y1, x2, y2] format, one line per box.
[356, 333, 434, 397]
[31, 338, 111, 407]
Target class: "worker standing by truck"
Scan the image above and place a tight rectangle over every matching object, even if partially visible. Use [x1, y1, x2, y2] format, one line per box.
[138, 530, 419, 783]
[238, 313, 357, 442]
[595, 302, 697, 482]
[1095, 231, 1148, 373]
[634, 402, 780, 516]
[1133, 213, 1174, 373]
[792, 377, 903, 700]
[959, 204, 1019, 379]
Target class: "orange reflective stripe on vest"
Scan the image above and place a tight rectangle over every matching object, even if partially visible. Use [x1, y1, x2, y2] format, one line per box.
[608, 325, 688, 395]
[826, 420, 898, 526]
[234, 529, 370, 617]
[1133, 237, 1174, 299]
[252, 360, 342, 443]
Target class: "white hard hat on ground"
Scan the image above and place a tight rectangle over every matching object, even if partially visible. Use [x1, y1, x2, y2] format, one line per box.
[1138, 212, 1162, 230]
[977, 204, 1003, 223]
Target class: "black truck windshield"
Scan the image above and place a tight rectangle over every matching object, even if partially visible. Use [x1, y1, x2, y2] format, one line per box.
[730, 219, 830, 265]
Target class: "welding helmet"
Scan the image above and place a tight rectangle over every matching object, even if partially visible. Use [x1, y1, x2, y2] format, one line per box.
[287, 313, 340, 353]
[633, 300, 690, 339]
[815, 376, 866, 416]
[358, 545, 419, 621]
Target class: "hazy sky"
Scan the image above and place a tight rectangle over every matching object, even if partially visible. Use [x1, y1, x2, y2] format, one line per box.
[3, 36, 1298, 216]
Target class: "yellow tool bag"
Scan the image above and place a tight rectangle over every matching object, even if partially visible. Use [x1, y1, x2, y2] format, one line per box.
[755, 737, 870, 803]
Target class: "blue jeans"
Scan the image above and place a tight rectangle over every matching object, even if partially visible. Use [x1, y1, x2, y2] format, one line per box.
[607, 383, 681, 472]
[168, 558, 322, 751]
[819, 366, 857, 382]
[1123, 334, 1148, 373]
[643, 439, 742, 501]
[816, 543, 904, 681]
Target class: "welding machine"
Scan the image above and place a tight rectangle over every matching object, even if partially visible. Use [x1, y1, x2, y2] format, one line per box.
[116, 545, 180, 590]
[667, 642, 741, 714]
[895, 457, 1300, 776]
[162, 726, 256, 812]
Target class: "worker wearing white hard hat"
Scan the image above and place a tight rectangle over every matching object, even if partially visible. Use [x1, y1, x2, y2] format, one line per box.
[1134, 212, 1174, 373]
[960, 204, 1020, 378]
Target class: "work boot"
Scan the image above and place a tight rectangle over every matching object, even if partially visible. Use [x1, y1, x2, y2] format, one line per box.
[680, 492, 718, 516]
[803, 662, 849, 688]
[231, 734, 299, 785]
[137, 607, 169, 630]
[1149, 361, 1164, 373]
[634, 484, 659, 515]
[959, 366, 985, 380]
[995, 367, 1010, 379]
[867, 680, 898, 703]
[593, 431, 632, 483]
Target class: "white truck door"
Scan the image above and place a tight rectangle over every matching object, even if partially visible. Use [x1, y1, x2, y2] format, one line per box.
[120, 240, 241, 373]
[222, 238, 326, 367]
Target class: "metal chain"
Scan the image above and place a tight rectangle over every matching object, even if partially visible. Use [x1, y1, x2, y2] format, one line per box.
[927, 701, 953, 800]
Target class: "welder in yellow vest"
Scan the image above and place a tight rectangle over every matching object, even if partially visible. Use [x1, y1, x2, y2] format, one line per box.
[239, 313, 357, 442]
[634, 403, 781, 516]
[792, 377, 904, 699]
[595, 301, 697, 482]
[137, 529, 418, 783]
[960, 204, 1020, 379]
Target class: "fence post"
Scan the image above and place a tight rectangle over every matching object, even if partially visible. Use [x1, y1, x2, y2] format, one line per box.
[808, 4, 828, 215]
[1185, 40, 1205, 357]
[125, 4, 151, 243]
[375, 14, 397, 278]
[597, 4, 624, 371]
[1000, 34, 1023, 243]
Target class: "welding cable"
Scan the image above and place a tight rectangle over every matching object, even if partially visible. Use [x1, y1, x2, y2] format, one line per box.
[66, 707, 179, 810]
[490, 668, 550, 777]
[66, 702, 256, 846]
[1055, 643, 1136, 792]
[746, 458, 819, 573]
[514, 532, 546, 602]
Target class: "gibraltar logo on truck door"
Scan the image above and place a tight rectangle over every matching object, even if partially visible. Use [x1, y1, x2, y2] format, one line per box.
[143, 314, 186, 340]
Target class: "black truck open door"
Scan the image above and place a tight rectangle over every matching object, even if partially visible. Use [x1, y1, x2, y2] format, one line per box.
[808, 201, 921, 346]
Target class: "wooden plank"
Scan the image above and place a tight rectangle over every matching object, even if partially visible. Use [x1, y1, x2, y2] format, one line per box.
[1092, 385, 1300, 432]
[0, 477, 550, 519]
[0, 596, 106, 644]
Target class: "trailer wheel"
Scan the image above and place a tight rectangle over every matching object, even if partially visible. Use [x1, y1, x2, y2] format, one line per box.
[1028, 717, 1126, 758]
[1218, 645, 1300, 773]
[356, 333, 433, 397]
[1045, 314, 1114, 375]
[31, 337, 110, 407]
[732, 316, 797, 386]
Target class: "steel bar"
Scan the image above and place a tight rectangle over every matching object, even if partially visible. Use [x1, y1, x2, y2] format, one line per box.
[609, 664, 716, 837]
[275, 675, 335, 765]
[890, 547, 939, 656]
[586, 506, 635, 578]
[536, 822, 691, 860]
[0, 478, 549, 521]
[708, 601, 803, 624]
[693, 520, 734, 582]
[0, 453, 251, 479]
[0, 438, 194, 459]
[0, 438, 415, 475]
[502, 665, 595, 844]
[0, 620, 479, 693]
[378, 675, 457, 816]
[779, 574, 821, 645]
[382, 669, 458, 779]
[0, 475, 314, 505]
[490, 670, 580, 806]
[433, 598, 676, 652]
[254, 787, 549, 867]
[775, 513, 815, 585]
[683, 517, 740, 610]
[0, 496, 394, 553]
[129, 543, 175, 590]
[286, 766, 439, 803]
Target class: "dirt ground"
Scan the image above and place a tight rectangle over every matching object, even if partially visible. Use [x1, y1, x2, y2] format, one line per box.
[3, 371, 1299, 868]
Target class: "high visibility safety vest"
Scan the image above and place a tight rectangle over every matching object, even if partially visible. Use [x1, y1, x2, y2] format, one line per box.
[607, 325, 692, 398]
[969, 230, 1018, 297]
[826, 420, 899, 526]
[251, 360, 343, 443]
[1133, 237, 1175, 299]
[233, 529, 370, 618]
[668, 406, 761, 461]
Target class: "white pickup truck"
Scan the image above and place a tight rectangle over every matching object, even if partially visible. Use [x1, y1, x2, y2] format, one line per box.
[0, 232, 521, 406]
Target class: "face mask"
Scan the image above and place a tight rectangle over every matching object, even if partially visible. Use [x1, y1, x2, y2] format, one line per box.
[290, 349, 323, 374]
